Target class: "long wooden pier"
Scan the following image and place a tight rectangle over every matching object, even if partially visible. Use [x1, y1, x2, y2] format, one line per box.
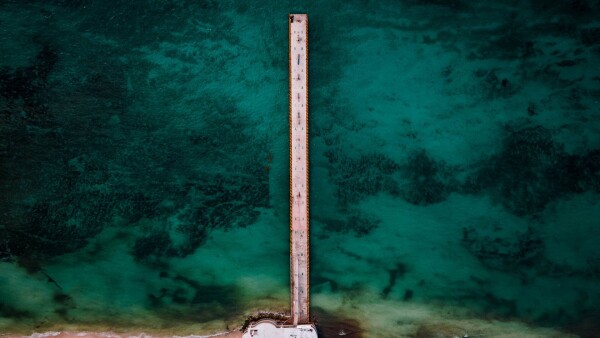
[289, 13, 310, 326]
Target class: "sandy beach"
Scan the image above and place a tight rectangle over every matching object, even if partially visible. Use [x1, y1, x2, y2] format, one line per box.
[6, 332, 243, 338]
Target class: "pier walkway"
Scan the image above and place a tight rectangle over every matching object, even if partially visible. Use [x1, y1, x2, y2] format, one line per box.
[289, 13, 310, 326]
[242, 14, 315, 338]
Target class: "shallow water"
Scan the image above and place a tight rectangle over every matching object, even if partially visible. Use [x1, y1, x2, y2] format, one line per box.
[1, 1, 599, 337]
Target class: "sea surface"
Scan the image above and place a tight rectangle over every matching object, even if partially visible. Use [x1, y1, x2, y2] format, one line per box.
[1, 1, 599, 337]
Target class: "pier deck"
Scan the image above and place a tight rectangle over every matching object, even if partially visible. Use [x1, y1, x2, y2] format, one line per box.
[289, 13, 310, 326]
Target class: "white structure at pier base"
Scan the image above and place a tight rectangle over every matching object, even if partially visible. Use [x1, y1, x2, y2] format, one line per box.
[241, 320, 318, 338]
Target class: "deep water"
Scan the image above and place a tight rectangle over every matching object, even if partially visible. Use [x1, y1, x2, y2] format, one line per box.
[1, 1, 599, 337]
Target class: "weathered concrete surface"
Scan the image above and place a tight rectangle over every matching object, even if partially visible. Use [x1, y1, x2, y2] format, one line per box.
[242, 321, 317, 338]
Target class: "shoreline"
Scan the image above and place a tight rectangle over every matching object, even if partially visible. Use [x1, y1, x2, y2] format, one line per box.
[1, 298, 582, 338]
[3, 331, 244, 338]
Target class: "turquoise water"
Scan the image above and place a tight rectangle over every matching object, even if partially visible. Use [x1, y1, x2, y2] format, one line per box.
[1, 1, 599, 337]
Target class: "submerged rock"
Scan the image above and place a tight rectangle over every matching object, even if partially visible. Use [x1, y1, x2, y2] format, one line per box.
[327, 151, 400, 207]
[461, 218, 544, 271]
[465, 125, 600, 216]
[402, 150, 455, 206]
